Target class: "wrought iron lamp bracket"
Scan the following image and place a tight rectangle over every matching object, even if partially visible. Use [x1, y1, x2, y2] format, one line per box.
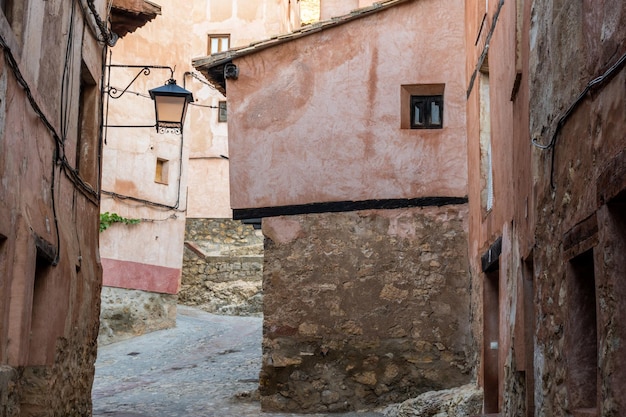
[105, 64, 175, 99]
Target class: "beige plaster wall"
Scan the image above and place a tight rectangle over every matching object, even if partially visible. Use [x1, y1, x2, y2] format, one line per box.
[320, 0, 377, 20]
[203, 0, 300, 46]
[102, 0, 299, 272]
[228, 0, 468, 210]
[187, 0, 301, 220]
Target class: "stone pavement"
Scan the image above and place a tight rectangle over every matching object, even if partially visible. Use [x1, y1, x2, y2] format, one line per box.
[93, 305, 385, 417]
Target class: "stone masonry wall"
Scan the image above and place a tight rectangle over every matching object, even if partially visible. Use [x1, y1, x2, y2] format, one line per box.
[0, 366, 18, 417]
[180, 219, 264, 316]
[98, 287, 177, 346]
[259, 205, 473, 412]
[526, 2, 626, 416]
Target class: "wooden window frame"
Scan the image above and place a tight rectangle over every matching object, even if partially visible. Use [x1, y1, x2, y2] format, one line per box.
[155, 158, 169, 185]
[400, 84, 445, 129]
[410, 95, 443, 129]
[208, 34, 230, 55]
[218, 101, 227, 123]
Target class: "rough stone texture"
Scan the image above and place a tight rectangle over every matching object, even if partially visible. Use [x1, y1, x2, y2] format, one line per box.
[260, 206, 472, 412]
[381, 384, 483, 417]
[98, 287, 177, 346]
[185, 218, 262, 247]
[17, 322, 101, 417]
[180, 219, 264, 316]
[523, 2, 626, 417]
[0, 366, 19, 417]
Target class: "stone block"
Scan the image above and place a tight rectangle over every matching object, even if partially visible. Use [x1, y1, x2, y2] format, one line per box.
[260, 206, 472, 412]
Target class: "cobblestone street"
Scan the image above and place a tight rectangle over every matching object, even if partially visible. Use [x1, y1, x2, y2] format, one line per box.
[92, 306, 385, 417]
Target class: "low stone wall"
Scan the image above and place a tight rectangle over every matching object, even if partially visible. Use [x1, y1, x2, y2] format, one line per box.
[260, 205, 473, 412]
[185, 218, 262, 247]
[180, 218, 264, 316]
[98, 287, 177, 346]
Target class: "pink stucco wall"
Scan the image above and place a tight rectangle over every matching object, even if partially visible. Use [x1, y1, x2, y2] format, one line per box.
[102, 258, 181, 294]
[0, 0, 107, 412]
[227, 0, 467, 210]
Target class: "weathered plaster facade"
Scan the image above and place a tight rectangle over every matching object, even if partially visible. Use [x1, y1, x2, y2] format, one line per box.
[222, 2, 467, 210]
[465, 0, 533, 413]
[0, 1, 112, 415]
[528, 3, 626, 416]
[466, 0, 626, 416]
[100, 0, 299, 342]
[195, 0, 471, 412]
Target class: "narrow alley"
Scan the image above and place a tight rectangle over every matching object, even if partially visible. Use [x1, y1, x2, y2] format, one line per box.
[92, 306, 385, 417]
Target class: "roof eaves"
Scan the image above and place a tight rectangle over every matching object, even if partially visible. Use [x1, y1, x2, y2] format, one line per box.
[110, 0, 162, 38]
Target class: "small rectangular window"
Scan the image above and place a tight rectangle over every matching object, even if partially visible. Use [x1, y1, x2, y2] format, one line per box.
[155, 158, 169, 184]
[400, 84, 445, 129]
[218, 101, 227, 123]
[208, 34, 230, 54]
[410, 95, 443, 129]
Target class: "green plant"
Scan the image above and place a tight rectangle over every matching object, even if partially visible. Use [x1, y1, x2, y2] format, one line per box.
[99, 212, 141, 232]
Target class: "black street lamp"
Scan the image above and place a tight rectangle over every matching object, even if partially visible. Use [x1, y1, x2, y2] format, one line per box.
[149, 79, 194, 134]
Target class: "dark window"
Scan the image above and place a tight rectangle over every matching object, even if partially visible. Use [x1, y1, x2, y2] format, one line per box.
[1, 0, 25, 42]
[566, 249, 598, 412]
[218, 101, 227, 123]
[410, 95, 443, 129]
[1, 0, 13, 21]
[76, 61, 99, 188]
[483, 267, 500, 413]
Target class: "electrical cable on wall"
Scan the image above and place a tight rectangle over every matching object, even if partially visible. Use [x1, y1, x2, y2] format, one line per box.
[102, 57, 186, 211]
[531, 50, 626, 189]
[101, 190, 186, 212]
[0, 1, 108, 265]
[100, 126, 186, 211]
[0, 30, 98, 204]
[102, 61, 222, 212]
[184, 70, 219, 92]
[466, 0, 505, 98]
[77, 0, 118, 46]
